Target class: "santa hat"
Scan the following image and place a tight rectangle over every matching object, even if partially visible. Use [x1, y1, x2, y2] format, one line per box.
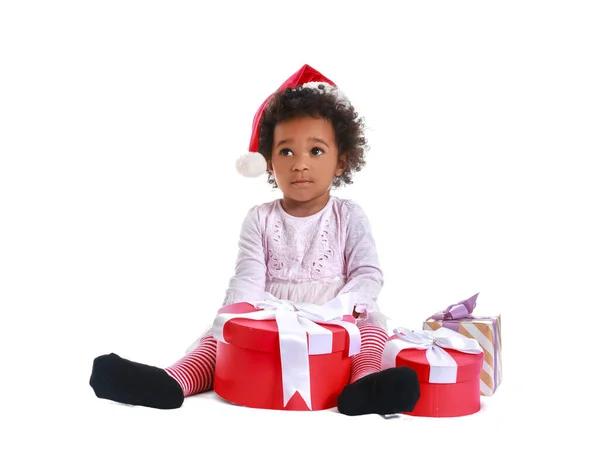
[236, 64, 341, 178]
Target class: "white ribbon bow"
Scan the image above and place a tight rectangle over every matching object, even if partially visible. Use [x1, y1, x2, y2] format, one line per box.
[212, 292, 361, 410]
[381, 327, 482, 384]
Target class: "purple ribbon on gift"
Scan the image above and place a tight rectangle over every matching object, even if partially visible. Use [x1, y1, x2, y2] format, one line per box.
[431, 293, 479, 321]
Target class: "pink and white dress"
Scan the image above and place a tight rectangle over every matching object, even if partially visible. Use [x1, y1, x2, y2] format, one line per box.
[188, 195, 388, 351]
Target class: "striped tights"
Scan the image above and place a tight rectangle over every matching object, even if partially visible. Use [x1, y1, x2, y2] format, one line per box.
[165, 323, 387, 397]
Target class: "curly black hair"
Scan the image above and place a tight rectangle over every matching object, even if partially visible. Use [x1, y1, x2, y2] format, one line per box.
[257, 84, 368, 188]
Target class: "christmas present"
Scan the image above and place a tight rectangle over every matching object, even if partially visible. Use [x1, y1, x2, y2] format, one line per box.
[382, 326, 484, 417]
[212, 293, 361, 411]
[423, 293, 502, 396]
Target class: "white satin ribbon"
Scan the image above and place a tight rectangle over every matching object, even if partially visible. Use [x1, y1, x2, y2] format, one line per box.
[381, 327, 482, 384]
[212, 292, 361, 410]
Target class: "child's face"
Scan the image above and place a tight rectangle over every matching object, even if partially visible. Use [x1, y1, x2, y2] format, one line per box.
[268, 116, 346, 203]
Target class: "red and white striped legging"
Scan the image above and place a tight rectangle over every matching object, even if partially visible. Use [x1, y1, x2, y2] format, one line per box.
[165, 322, 388, 397]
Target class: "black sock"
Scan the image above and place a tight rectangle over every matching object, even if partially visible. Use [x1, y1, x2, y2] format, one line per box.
[89, 353, 184, 410]
[337, 367, 421, 416]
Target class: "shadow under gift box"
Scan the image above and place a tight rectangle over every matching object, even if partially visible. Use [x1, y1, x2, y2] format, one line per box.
[382, 329, 484, 418]
[213, 302, 357, 411]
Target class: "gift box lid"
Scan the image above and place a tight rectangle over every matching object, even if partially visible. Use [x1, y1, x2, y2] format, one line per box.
[396, 342, 483, 384]
[217, 302, 355, 354]
[385, 327, 484, 385]
[424, 315, 500, 330]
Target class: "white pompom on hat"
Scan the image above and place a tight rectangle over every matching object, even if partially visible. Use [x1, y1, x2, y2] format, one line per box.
[235, 64, 340, 178]
[236, 151, 267, 178]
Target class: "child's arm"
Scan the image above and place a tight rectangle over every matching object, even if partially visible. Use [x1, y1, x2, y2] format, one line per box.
[222, 206, 267, 306]
[337, 201, 384, 317]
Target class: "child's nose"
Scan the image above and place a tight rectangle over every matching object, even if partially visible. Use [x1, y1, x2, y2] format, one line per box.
[291, 154, 310, 170]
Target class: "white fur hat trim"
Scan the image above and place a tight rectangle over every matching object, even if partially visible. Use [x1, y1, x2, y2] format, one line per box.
[236, 151, 267, 177]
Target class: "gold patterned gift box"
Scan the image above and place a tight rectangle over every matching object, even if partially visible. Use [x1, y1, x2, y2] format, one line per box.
[422, 293, 502, 396]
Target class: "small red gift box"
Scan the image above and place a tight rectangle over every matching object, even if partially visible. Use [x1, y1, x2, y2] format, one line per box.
[212, 294, 361, 411]
[382, 327, 484, 417]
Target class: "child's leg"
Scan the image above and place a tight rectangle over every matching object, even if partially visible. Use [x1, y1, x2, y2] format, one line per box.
[337, 319, 421, 416]
[89, 331, 217, 410]
[164, 333, 217, 396]
[348, 321, 389, 382]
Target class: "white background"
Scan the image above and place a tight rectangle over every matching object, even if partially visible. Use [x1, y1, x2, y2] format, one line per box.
[1, 1, 598, 470]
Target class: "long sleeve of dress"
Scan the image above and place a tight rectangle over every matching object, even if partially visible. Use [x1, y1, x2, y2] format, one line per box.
[222, 206, 267, 306]
[336, 201, 384, 315]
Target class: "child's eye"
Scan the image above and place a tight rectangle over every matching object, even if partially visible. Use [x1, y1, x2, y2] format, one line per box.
[279, 148, 293, 156]
[311, 147, 324, 156]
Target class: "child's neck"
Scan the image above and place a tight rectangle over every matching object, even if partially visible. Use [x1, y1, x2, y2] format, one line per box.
[281, 192, 331, 218]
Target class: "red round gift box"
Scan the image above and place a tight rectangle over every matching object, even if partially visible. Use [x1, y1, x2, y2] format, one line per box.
[213, 302, 355, 411]
[393, 343, 484, 418]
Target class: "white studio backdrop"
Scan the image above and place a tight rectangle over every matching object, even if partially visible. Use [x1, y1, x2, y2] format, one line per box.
[1, 1, 598, 470]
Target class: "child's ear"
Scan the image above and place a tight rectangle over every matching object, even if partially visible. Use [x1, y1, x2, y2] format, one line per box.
[336, 154, 348, 176]
[267, 159, 273, 173]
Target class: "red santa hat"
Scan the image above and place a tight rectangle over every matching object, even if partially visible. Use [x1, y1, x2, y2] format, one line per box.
[236, 64, 340, 178]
